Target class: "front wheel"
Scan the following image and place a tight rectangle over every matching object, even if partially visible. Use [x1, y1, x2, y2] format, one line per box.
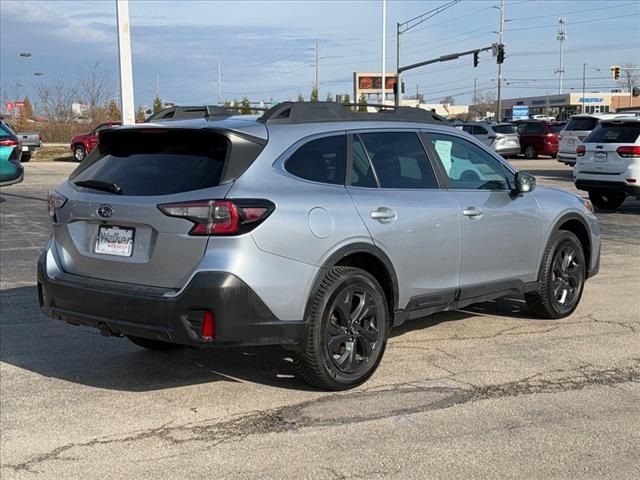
[588, 190, 626, 210]
[294, 267, 390, 390]
[73, 145, 86, 162]
[525, 231, 586, 319]
[127, 336, 185, 351]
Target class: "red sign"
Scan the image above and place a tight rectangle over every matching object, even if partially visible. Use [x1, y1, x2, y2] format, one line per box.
[15, 101, 25, 108]
[358, 75, 397, 91]
[5, 102, 14, 111]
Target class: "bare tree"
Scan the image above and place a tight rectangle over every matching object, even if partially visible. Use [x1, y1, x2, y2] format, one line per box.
[470, 91, 496, 120]
[78, 61, 113, 121]
[36, 79, 79, 141]
[440, 95, 455, 105]
[622, 63, 639, 93]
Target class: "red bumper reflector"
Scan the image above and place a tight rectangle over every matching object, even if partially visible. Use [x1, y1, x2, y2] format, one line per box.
[202, 311, 215, 340]
[627, 178, 637, 183]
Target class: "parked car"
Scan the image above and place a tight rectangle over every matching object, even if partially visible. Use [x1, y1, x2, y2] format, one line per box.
[15, 130, 41, 163]
[531, 114, 556, 121]
[146, 105, 231, 123]
[515, 120, 564, 159]
[0, 120, 24, 187]
[558, 113, 639, 166]
[70, 122, 121, 161]
[458, 121, 520, 157]
[39, 102, 600, 390]
[574, 117, 640, 209]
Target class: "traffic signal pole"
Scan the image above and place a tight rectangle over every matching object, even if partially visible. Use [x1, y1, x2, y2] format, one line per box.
[496, 0, 504, 120]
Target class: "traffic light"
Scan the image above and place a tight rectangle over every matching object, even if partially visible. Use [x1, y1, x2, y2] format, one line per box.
[496, 44, 505, 64]
[473, 51, 479, 68]
[611, 66, 621, 81]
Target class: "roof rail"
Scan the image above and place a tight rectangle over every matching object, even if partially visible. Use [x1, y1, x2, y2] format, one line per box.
[257, 101, 445, 124]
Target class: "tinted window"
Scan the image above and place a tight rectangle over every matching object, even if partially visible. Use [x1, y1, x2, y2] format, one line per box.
[472, 125, 488, 135]
[550, 123, 565, 133]
[359, 132, 437, 189]
[519, 122, 545, 134]
[70, 129, 229, 196]
[461, 125, 473, 133]
[351, 135, 377, 187]
[584, 122, 640, 143]
[492, 124, 516, 134]
[565, 117, 599, 131]
[286, 135, 346, 185]
[429, 133, 512, 190]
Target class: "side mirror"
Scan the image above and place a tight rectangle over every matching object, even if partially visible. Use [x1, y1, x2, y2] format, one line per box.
[514, 171, 536, 194]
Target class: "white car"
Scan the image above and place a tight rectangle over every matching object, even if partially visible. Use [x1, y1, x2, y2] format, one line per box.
[574, 117, 640, 209]
[531, 114, 556, 121]
[558, 113, 638, 166]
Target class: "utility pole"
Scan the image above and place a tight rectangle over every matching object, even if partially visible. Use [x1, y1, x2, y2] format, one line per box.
[582, 63, 587, 113]
[315, 39, 320, 93]
[556, 17, 567, 94]
[217, 59, 222, 105]
[156, 74, 160, 97]
[381, 0, 386, 105]
[116, 0, 135, 125]
[496, 0, 504, 121]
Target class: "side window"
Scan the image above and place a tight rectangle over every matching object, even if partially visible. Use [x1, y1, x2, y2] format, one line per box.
[428, 133, 513, 190]
[351, 135, 377, 187]
[516, 123, 527, 134]
[462, 125, 473, 134]
[473, 125, 488, 135]
[285, 135, 346, 185]
[359, 132, 438, 189]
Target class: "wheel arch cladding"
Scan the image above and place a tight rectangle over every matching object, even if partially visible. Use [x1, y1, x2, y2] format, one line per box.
[553, 214, 591, 277]
[305, 243, 398, 321]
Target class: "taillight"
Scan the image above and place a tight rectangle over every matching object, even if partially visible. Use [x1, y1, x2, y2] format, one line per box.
[158, 199, 274, 236]
[48, 190, 68, 218]
[0, 139, 18, 147]
[616, 146, 640, 158]
[576, 145, 586, 157]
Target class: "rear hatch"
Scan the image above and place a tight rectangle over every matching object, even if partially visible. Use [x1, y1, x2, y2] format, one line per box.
[559, 116, 599, 156]
[51, 126, 265, 288]
[578, 121, 640, 174]
[491, 124, 519, 150]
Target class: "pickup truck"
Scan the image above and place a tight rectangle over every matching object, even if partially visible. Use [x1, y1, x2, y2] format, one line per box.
[70, 121, 121, 161]
[15, 130, 41, 162]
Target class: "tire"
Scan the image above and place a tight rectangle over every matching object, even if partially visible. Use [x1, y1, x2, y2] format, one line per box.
[127, 335, 185, 351]
[294, 267, 390, 390]
[588, 190, 626, 210]
[73, 145, 86, 162]
[21, 153, 31, 163]
[525, 231, 586, 319]
[524, 145, 537, 159]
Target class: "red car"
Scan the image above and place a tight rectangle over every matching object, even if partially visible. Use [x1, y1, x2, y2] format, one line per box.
[515, 120, 565, 159]
[70, 121, 120, 161]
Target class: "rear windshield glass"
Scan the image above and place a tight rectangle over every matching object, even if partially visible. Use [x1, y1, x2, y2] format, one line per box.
[583, 122, 640, 144]
[565, 117, 599, 131]
[549, 124, 565, 134]
[492, 124, 516, 134]
[70, 129, 229, 196]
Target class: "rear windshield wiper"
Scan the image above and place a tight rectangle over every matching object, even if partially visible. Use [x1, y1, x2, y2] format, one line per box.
[74, 179, 122, 194]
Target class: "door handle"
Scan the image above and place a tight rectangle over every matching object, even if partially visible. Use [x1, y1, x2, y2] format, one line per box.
[462, 206, 483, 217]
[370, 207, 397, 223]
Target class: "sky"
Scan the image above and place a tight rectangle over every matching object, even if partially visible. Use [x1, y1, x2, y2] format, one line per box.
[1, 0, 639, 110]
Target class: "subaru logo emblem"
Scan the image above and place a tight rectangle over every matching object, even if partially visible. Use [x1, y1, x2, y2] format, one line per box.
[97, 205, 114, 218]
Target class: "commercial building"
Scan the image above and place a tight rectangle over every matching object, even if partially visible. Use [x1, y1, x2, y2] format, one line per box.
[499, 92, 640, 121]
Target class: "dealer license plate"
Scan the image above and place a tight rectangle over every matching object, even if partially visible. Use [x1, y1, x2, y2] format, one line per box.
[594, 152, 607, 162]
[95, 225, 134, 257]
[22, 146, 29, 152]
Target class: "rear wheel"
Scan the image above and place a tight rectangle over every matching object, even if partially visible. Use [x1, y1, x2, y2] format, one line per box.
[588, 190, 626, 210]
[525, 231, 586, 319]
[21, 153, 31, 163]
[524, 145, 537, 159]
[294, 267, 390, 390]
[73, 145, 86, 162]
[127, 336, 184, 351]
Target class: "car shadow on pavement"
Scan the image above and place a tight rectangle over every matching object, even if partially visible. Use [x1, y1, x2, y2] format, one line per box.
[1, 286, 538, 393]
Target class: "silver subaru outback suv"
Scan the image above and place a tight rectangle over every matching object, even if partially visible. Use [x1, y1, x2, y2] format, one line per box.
[39, 102, 600, 390]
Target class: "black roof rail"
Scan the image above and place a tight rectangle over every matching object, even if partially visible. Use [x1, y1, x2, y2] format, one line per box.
[257, 101, 445, 124]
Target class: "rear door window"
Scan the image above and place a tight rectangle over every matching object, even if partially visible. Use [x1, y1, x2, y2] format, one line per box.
[70, 129, 231, 196]
[565, 117, 599, 131]
[472, 125, 488, 135]
[584, 122, 640, 143]
[285, 134, 346, 185]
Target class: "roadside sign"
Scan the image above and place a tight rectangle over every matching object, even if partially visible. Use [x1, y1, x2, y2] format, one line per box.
[5, 102, 14, 111]
[512, 105, 529, 120]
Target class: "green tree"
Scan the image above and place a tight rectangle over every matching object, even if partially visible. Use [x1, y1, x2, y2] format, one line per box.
[106, 100, 121, 120]
[325, 91, 334, 102]
[357, 94, 367, 112]
[240, 97, 252, 114]
[341, 94, 351, 110]
[310, 87, 319, 102]
[135, 105, 146, 123]
[152, 94, 163, 114]
[297, 93, 305, 102]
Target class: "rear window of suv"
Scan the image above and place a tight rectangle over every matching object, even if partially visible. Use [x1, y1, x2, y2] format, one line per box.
[70, 129, 231, 196]
[492, 124, 516, 134]
[583, 122, 640, 143]
[565, 117, 599, 131]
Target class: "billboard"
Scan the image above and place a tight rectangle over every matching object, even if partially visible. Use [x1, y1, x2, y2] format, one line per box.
[512, 105, 529, 120]
[354, 72, 399, 100]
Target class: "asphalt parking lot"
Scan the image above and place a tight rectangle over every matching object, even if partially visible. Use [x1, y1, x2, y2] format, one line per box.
[1, 159, 639, 479]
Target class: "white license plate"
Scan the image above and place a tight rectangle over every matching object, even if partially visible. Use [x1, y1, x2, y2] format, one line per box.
[567, 139, 575, 146]
[594, 152, 607, 162]
[21, 146, 29, 152]
[95, 226, 134, 257]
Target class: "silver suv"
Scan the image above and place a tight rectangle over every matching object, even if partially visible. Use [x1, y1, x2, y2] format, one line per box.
[39, 102, 601, 390]
[457, 121, 521, 157]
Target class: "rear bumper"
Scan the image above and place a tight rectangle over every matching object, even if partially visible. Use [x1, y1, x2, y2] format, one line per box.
[575, 179, 640, 196]
[37, 253, 305, 347]
[557, 152, 576, 165]
[496, 146, 520, 156]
